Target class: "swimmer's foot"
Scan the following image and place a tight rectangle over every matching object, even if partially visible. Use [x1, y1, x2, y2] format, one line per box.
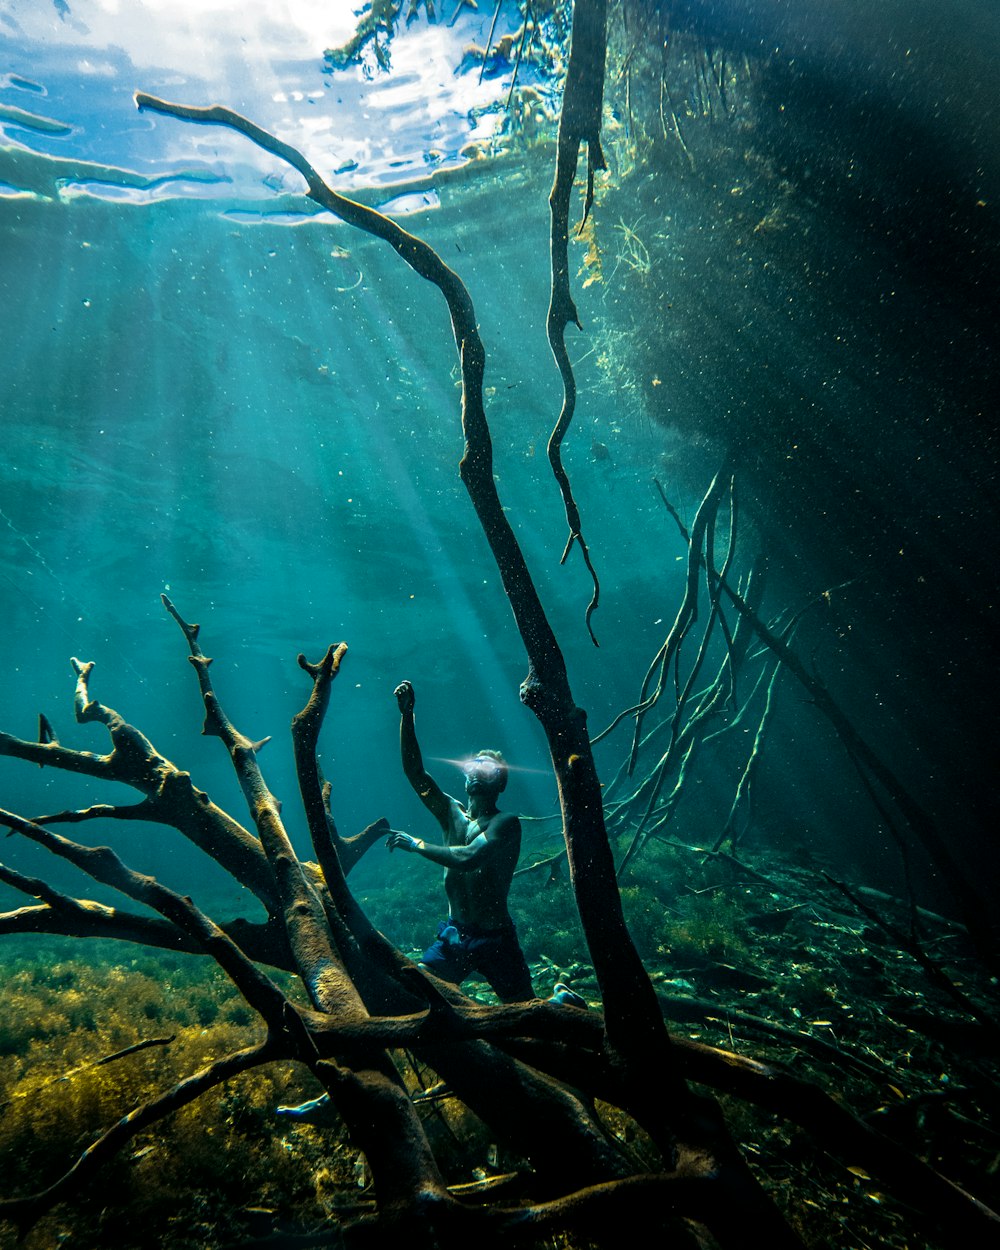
[550, 982, 588, 1009]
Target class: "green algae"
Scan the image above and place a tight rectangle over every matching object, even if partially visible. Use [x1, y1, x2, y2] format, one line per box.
[0, 941, 327, 1249]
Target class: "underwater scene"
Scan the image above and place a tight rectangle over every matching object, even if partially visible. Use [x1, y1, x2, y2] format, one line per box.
[1, 0, 998, 1246]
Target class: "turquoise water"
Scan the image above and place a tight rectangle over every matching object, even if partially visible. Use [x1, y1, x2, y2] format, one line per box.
[1, 0, 996, 895]
[1, 2, 998, 1246]
[1, 0, 997, 1005]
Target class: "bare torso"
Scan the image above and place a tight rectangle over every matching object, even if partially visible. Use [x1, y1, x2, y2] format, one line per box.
[443, 803, 521, 929]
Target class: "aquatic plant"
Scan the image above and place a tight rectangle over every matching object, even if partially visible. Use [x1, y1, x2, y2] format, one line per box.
[1, 3, 998, 1248]
[0, 942, 332, 1247]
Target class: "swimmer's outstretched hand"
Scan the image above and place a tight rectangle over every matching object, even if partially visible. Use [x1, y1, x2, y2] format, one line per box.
[387, 830, 423, 853]
[394, 680, 415, 714]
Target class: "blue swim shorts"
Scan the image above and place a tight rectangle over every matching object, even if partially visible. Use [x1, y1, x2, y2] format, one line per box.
[421, 917, 534, 1003]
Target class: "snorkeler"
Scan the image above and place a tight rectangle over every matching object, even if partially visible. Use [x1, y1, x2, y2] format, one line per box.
[385, 679, 536, 1003]
[275, 682, 583, 1122]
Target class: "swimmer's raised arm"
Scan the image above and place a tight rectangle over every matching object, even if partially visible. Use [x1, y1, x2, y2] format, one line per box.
[394, 680, 451, 829]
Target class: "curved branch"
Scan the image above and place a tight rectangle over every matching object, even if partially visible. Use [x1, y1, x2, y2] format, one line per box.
[712, 654, 783, 853]
[0, 729, 113, 780]
[488, 1169, 794, 1247]
[30, 800, 160, 825]
[132, 98, 568, 695]
[625, 468, 729, 773]
[291, 648, 436, 1014]
[546, 0, 609, 645]
[0, 1039, 282, 1235]
[292, 644, 351, 880]
[0, 1036, 175, 1114]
